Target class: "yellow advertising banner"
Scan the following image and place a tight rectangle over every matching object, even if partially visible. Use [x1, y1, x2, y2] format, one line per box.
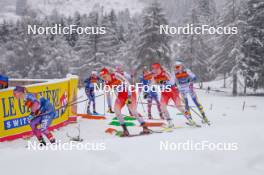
[0, 76, 78, 141]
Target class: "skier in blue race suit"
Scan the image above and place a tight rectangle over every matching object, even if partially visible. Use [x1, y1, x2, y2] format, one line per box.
[84, 71, 100, 115]
[13, 86, 56, 145]
[140, 67, 163, 120]
[0, 74, 8, 89]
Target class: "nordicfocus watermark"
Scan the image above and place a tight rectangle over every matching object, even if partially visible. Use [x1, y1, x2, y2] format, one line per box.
[94, 83, 172, 93]
[160, 140, 239, 151]
[27, 140, 106, 151]
[160, 24, 238, 35]
[28, 24, 106, 35]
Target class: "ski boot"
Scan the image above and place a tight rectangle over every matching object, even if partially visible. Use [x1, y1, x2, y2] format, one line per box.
[201, 114, 210, 125]
[120, 124, 130, 137]
[148, 114, 153, 120]
[87, 108, 92, 115]
[197, 106, 210, 125]
[159, 112, 165, 120]
[141, 123, 152, 134]
[47, 133, 56, 144]
[186, 118, 201, 127]
[167, 119, 174, 128]
[49, 138, 56, 144]
[107, 107, 115, 114]
[93, 111, 99, 115]
[38, 136, 46, 146]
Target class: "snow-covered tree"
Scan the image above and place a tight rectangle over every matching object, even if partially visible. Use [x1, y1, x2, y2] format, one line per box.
[195, 0, 217, 25]
[74, 8, 124, 78]
[97, 12, 122, 65]
[178, 2, 216, 82]
[0, 20, 11, 44]
[2, 19, 47, 78]
[240, 0, 264, 92]
[137, 2, 171, 69]
[66, 12, 81, 47]
[210, 0, 246, 95]
[72, 11, 101, 78]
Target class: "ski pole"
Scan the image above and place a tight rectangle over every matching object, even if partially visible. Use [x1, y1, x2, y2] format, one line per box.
[28, 97, 81, 118]
[137, 101, 196, 108]
[137, 92, 146, 114]
[103, 92, 106, 116]
[69, 93, 104, 106]
[178, 97, 204, 120]
[84, 100, 88, 114]
[193, 87, 226, 93]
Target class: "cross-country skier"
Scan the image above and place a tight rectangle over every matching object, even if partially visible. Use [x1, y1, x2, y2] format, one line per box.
[13, 86, 56, 146]
[84, 71, 100, 115]
[151, 63, 198, 127]
[99, 67, 151, 136]
[174, 61, 210, 124]
[104, 65, 131, 114]
[114, 65, 134, 117]
[139, 67, 163, 120]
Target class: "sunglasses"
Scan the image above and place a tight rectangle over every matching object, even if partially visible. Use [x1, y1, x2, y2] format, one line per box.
[175, 65, 182, 70]
[101, 74, 109, 79]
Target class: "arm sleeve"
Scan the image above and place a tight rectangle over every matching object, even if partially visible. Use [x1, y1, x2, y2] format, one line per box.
[123, 72, 132, 81]
[39, 98, 53, 114]
[84, 79, 89, 87]
[187, 69, 197, 82]
[114, 72, 132, 97]
[167, 71, 176, 85]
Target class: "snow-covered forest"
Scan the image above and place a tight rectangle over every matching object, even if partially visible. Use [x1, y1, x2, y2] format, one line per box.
[0, 0, 263, 95]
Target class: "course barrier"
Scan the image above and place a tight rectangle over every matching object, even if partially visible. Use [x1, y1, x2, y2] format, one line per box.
[0, 75, 79, 142]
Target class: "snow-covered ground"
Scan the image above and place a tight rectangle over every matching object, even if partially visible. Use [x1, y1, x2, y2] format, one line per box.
[0, 0, 19, 22]
[0, 85, 264, 175]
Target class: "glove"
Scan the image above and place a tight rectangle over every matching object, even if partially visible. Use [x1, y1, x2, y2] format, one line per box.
[125, 97, 132, 105]
[32, 109, 41, 117]
[27, 115, 34, 123]
[159, 80, 164, 84]
[143, 92, 148, 99]
[187, 77, 193, 83]
[189, 82, 194, 90]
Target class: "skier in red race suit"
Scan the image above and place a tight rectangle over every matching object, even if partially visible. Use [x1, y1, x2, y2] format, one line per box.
[114, 65, 135, 117]
[151, 63, 198, 127]
[99, 68, 151, 136]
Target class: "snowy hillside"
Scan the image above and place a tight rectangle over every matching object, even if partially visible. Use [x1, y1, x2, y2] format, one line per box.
[28, 0, 145, 16]
[0, 0, 19, 22]
[0, 0, 146, 22]
[0, 85, 264, 175]
[202, 75, 264, 95]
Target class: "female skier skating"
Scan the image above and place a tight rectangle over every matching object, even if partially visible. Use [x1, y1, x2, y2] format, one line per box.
[99, 68, 151, 136]
[173, 61, 210, 125]
[84, 71, 100, 115]
[139, 67, 163, 119]
[151, 63, 198, 127]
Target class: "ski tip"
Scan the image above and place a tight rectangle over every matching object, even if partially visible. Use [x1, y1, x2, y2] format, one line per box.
[143, 122, 166, 127]
[77, 114, 106, 120]
[185, 122, 201, 128]
[105, 128, 118, 134]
